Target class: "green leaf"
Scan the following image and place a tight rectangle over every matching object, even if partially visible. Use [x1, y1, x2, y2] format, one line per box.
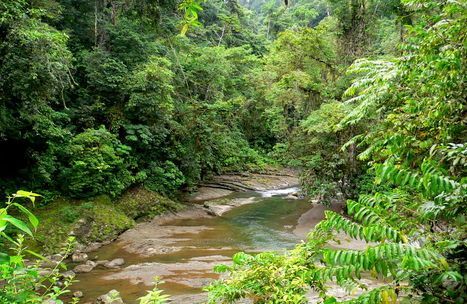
[25, 249, 47, 261]
[324, 297, 337, 304]
[0, 252, 9, 264]
[13, 190, 41, 203]
[1, 215, 33, 236]
[12, 203, 39, 228]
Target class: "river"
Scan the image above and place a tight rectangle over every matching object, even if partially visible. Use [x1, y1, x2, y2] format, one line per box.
[72, 187, 330, 303]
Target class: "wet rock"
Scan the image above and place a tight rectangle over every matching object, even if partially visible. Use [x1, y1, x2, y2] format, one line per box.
[49, 254, 63, 262]
[204, 197, 257, 216]
[38, 255, 61, 269]
[104, 258, 125, 269]
[61, 270, 76, 279]
[310, 198, 320, 204]
[286, 193, 299, 199]
[96, 289, 124, 304]
[74, 260, 96, 273]
[74, 243, 86, 252]
[72, 252, 88, 263]
[38, 268, 54, 277]
[96, 260, 110, 266]
[73, 291, 84, 298]
[41, 259, 60, 268]
[83, 242, 103, 252]
[204, 204, 231, 216]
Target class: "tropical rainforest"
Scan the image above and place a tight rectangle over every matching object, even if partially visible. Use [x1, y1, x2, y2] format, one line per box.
[0, 0, 465, 303]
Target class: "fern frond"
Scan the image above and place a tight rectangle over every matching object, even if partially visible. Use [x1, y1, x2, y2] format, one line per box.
[322, 243, 441, 276]
[339, 58, 398, 127]
[317, 264, 363, 282]
[347, 200, 381, 225]
[340, 286, 398, 304]
[319, 211, 403, 243]
[375, 163, 460, 197]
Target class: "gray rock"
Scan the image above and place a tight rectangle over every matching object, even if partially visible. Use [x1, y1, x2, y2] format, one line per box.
[73, 291, 84, 298]
[286, 193, 299, 199]
[49, 254, 63, 262]
[61, 270, 76, 279]
[38, 268, 54, 277]
[74, 243, 87, 252]
[40, 259, 59, 268]
[96, 259, 110, 266]
[83, 242, 103, 253]
[96, 289, 124, 304]
[72, 252, 88, 263]
[74, 260, 96, 273]
[104, 258, 125, 269]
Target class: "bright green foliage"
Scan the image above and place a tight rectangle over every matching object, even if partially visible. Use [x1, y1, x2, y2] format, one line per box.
[179, 0, 204, 35]
[339, 58, 397, 127]
[139, 278, 171, 304]
[58, 128, 133, 198]
[0, 0, 273, 199]
[0, 191, 40, 241]
[126, 56, 175, 123]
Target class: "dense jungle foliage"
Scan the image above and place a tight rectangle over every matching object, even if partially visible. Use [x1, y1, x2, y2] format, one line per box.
[0, 0, 465, 303]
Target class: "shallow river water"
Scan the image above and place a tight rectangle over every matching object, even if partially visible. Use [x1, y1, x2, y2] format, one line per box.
[72, 187, 326, 303]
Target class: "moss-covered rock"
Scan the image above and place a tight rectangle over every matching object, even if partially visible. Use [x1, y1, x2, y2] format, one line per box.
[115, 187, 184, 220]
[80, 198, 134, 243]
[31, 187, 184, 254]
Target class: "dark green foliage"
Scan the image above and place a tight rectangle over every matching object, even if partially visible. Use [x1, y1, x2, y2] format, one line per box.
[0, 0, 275, 199]
[143, 161, 186, 195]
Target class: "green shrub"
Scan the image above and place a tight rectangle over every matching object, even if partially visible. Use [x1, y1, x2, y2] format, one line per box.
[58, 127, 134, 198]
[143, 161, 186, 195]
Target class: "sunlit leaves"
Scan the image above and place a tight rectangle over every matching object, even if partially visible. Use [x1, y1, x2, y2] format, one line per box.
[178, 0, 204, 36]
[0, 190, 40, 237]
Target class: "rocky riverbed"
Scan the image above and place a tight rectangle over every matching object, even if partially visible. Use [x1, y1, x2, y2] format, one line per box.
[62, 171, 380, 303]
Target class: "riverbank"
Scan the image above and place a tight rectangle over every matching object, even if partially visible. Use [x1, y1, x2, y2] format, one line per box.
[30, 187, 184, 254]
[30, 169, 298, 254]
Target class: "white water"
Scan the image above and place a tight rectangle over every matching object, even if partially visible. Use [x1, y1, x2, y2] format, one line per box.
[258, 186, 300, 197]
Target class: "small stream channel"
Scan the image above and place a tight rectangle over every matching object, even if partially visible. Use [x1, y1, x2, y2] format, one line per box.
[72, 187, 325, 303]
